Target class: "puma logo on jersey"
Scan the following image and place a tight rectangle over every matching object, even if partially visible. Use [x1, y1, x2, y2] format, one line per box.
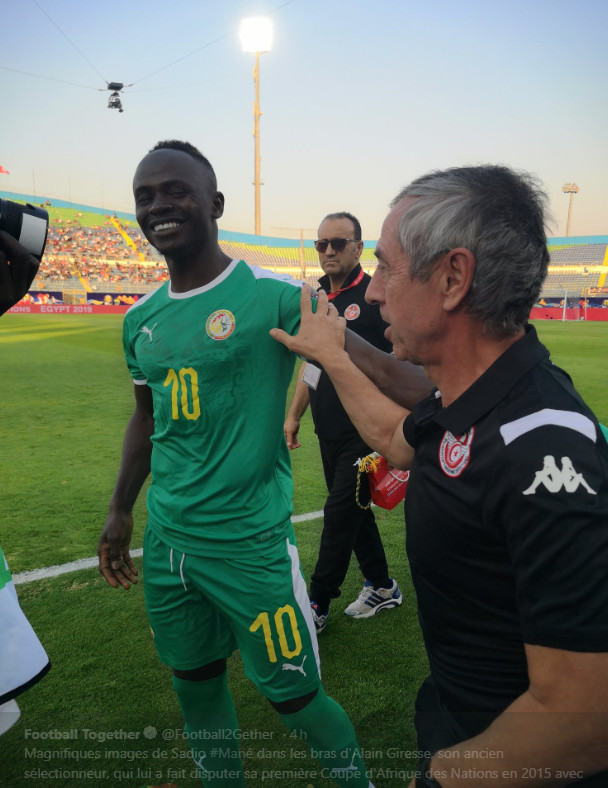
[192, 751, 209, 776]
[141, 323, 158, 342]
[281, 655, 307, 676]
[329, 750, 359, 777]
[523, 455, 597, 496]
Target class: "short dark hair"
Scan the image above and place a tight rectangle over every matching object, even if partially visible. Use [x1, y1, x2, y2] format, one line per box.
[149, 140, 217, 186]
[320, 211, 362, 241]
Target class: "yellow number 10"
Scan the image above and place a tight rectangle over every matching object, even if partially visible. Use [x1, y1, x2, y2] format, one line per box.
[163, 367, 201, 420]
[250, 605, 302, 663]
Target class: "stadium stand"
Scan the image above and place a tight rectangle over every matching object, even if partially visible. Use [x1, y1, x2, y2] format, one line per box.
[2, 192, 607, 307]
[543, 239, 608, 297]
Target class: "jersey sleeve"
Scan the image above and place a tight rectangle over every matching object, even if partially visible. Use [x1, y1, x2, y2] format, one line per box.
[278, 279, 308, 335]
[247, 264, 306, 336]
[122, 313, 146, 383]
[497, 416, 608, 651]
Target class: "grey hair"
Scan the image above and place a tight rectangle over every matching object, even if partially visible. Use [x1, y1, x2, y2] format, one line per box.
[392, 165, 551, 338]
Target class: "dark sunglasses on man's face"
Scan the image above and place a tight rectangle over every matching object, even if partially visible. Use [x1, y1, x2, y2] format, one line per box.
[314, 238, 358, 253]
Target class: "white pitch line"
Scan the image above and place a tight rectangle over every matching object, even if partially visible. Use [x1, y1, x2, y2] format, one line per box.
[291, 509, 324, 524]
[12, 510, 324, 586]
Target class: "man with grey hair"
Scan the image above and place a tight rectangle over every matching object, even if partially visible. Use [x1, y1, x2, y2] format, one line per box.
[271, 165, 608, 787]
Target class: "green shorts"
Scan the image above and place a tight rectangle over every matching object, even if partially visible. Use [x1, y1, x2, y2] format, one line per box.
[143, 524, 321, 703]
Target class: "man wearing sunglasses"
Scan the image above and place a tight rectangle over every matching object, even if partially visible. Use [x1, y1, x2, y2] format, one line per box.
[285, 212, 402, 634]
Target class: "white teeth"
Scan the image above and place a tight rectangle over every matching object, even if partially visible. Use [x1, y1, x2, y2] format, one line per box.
[153, 221, 179, 231]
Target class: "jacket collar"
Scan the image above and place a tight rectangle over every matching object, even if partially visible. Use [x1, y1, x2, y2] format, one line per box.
[318, 263, 363, 293]
[422, 325, 550, 434]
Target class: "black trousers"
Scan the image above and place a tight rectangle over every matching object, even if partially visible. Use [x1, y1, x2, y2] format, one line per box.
[309, 434, 390, 607]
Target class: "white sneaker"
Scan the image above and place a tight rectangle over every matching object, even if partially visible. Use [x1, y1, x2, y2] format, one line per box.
[344, 579, 403, 618]
[310, 601, 329, 633]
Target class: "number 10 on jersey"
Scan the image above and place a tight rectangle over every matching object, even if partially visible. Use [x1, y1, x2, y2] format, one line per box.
[164, 367, 201, 420]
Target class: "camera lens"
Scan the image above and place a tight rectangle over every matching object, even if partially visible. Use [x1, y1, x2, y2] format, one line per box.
[0, 199, 49, 260]
[0, 199, 24, 238]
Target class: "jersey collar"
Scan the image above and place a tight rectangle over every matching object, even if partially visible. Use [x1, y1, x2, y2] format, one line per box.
[318, 263, 363, 296]
[426, 325, 550, 434]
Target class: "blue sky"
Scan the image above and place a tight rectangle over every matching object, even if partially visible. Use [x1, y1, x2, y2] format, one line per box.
[2, 0, 607, 240]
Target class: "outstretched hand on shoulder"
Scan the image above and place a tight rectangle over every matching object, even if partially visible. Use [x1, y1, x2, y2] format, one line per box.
[270, 285, 347, 368]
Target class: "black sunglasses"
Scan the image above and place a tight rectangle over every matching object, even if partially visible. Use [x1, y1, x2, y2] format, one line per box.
[314, 238, 358, 253]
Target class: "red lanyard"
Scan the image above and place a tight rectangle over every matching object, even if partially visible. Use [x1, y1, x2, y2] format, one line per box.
[326, 268, 365, 301]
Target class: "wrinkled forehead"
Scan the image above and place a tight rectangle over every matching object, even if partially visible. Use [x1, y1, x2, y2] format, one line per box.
[133, 149, 213, 193]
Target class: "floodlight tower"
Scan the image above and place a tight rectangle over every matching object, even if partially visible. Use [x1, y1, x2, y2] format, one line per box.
[240, 18, 273, 236]
[562, 182, 579, 237]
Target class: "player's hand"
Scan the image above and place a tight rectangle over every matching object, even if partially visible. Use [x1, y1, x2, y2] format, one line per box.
[0, 231, 41, 316]
[98, 511, 138, 590]
[270, 285, 346, 367]
[284, 415, 301, 449]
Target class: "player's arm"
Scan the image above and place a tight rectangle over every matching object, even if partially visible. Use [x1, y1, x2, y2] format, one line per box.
[343, 329, 433, 409]
[284, 364, 310, 449]
[423, 646, 608, 787]
[98, 382, 154, 590]
[271, 287, 413, 468]
[0, 231, 40, 316]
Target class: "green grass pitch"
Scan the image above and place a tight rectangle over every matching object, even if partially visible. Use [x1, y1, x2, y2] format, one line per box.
[0, 315, 606, 788]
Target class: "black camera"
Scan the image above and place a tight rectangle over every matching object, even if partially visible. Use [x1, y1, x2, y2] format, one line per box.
[0, 199, 49, 260]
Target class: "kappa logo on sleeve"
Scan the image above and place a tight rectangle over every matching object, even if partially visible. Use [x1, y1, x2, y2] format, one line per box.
[523, 455, 597, 496]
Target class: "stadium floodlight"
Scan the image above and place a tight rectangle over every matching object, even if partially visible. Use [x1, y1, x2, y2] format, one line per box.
[239, 18, 273, 53]
[240, 18, 273, 235]
[562, 183, 579, 237]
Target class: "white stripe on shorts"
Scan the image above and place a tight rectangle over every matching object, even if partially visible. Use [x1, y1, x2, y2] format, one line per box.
[287, 539, 321, 678]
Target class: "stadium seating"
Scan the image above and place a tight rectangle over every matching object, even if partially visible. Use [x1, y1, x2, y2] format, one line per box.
[2, 194, 607, 302]
[549, 244, 606, 264]
[543, 241, 608, 296]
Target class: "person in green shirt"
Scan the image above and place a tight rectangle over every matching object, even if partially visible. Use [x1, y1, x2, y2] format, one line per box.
[97, 140, 374, 788]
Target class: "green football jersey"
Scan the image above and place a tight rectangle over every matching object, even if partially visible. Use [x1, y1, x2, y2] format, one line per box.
[123, 259, 302, 556]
